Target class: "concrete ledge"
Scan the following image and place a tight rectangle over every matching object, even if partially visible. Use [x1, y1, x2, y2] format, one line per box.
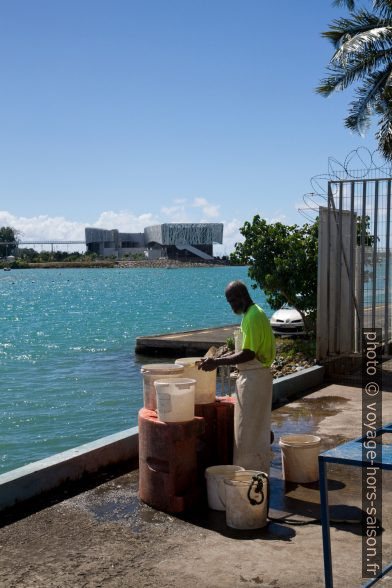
[272, 365, 325, 405]
[0, 427, 138, 512]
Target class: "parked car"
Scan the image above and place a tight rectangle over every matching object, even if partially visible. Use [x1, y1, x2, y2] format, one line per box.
[270, 304, 304, 335]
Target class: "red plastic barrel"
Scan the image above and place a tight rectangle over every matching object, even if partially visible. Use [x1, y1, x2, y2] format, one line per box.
[138, 408, 205, 513]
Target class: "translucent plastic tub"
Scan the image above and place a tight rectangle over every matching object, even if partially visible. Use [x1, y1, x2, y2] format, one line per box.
[279, 434, 321, 483]
[141, 364, 184, 410]
[205, 465, 245, 511]
[154, 378, 196, 422]
[224, 470, 269, 529]
[175, 357, 216, 404]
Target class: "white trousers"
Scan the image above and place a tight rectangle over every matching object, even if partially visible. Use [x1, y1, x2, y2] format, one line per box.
[233, 359, 273, 475]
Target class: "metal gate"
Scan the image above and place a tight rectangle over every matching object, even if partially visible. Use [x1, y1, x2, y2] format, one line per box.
[317, 176, 392, 384]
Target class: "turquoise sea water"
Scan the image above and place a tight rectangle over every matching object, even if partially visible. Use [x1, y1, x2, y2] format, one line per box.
[0, 267, 271, 474]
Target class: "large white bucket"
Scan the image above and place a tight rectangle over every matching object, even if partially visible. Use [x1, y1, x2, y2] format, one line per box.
[154, 378, 196, 422]
[224, 470, 269, 529]
[205, 465, 245, 511]
[141, 364, 184, 410]
[279, 434, 321, 483]
[175, 357, 216, 404]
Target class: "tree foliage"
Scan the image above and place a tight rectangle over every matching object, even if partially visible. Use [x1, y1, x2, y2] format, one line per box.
[0, 226, 18, 257]
[317, 1, 392, 160]
[230, 217, 318, 333]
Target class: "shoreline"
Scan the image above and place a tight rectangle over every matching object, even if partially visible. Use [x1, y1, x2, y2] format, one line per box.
[3, 260, 241, 269]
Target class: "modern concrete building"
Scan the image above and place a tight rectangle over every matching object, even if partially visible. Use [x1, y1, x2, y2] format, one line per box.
[85, 223, 223, 261]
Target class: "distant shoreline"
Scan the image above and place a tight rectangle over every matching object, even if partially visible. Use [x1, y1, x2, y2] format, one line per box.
[3, 260, 242, 269]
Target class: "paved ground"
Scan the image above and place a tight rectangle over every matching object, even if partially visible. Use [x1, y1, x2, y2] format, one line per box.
[1, 383, 392, 588]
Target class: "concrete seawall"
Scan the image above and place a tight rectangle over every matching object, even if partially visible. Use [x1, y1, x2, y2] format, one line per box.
[0, 365, 324, 512]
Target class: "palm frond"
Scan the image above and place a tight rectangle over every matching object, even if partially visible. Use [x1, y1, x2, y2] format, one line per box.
[344, 67, 392, 134]
[333, 0, 356, 9]
[376, 105, 392, 160]
[332, 25, 392, 65]
[317, 47, 392, 95]
[374, 1, 392, 19]
[333, 1, 392, 18]
[322, 11, 383, 49]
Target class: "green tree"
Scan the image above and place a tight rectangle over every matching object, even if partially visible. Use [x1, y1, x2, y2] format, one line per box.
[0, 226, 18, 257]
[230, 217, 319, 333]
[18, 247, 39, 262]
[317, 1, 392, 160]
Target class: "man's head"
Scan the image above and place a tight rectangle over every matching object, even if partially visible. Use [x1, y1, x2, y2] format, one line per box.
[225, 280, 253, 315]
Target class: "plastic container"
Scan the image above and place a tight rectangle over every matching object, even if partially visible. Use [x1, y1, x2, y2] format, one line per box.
[279, 434, 321, 483]
[175, 357, 216, 404]
[154, 378, 196, 422]
[224, 470, 269, 529]
[141, 364, 184, 410]
[205, 465, 245, 511]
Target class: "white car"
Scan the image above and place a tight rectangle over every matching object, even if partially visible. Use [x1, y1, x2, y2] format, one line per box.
[270, 304, 304, 335]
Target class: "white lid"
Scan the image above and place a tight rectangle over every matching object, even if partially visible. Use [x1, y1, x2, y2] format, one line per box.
[154, 378, 196, 390]
[154, 378, 196, 387]
[141, 363, 184, 375]
[279, 434, 321, 447]
[205, 465, 244, 478]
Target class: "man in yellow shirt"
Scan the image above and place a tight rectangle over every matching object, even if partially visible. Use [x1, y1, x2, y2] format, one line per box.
[199, 280, 275, 473]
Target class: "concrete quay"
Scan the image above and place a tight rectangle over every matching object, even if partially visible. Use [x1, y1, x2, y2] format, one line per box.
[1, 382, 392, 588]
[135, 324, 240, 356]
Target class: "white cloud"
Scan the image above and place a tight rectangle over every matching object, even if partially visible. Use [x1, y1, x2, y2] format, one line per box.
[0, 211, 86, 240]
[214, 218, 244, 257]
[193, 197, 208, 207]
[267, 213, 288, 224]
[192, 197, 220, 218]
[161, 205, 189, 223]
[93, 210, 160, 232]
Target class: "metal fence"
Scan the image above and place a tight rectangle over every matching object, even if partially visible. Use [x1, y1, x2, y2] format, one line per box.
[317, 177, 392, 382]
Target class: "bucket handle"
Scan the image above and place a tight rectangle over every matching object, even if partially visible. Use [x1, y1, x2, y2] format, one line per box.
[247, 473, 268, 506]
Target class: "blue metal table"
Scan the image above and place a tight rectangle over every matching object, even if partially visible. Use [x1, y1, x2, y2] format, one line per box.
[319, 423, 392, 587]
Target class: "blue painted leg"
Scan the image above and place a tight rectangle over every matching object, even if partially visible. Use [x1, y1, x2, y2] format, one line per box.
[319, 456, 333, 588]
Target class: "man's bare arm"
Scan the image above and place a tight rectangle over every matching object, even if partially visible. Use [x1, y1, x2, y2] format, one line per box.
[198, 349, 255, 371]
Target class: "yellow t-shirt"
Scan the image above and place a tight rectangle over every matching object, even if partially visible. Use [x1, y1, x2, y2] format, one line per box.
[241, 304, 276, 367]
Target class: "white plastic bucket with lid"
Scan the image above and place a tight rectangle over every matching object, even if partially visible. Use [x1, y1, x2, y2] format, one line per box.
[224, 470, 269, 529]
[154, 378, 196, 422]
[141, 364, 184, 410]
[279, 434, 321, 483]
[175, 357, 216, 404]
[205, 465, 245, 511]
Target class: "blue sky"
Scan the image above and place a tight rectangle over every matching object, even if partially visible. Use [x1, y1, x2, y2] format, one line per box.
[0, 0, 380, 253]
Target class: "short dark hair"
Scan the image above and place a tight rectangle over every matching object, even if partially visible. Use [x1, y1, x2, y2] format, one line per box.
[225, 280, 250, 297]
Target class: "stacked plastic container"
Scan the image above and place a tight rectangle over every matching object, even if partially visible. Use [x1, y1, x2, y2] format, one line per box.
[138, 359, 236, 513]
[139, 363, 202, 513]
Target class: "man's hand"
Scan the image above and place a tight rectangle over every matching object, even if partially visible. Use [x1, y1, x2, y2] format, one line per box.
[198, 357, 217, 372]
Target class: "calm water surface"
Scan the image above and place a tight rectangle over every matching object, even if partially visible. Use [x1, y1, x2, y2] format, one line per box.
[0, 267, 271, 473]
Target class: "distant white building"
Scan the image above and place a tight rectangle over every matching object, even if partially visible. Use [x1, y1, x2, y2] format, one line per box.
[85, 223, 223, 261]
